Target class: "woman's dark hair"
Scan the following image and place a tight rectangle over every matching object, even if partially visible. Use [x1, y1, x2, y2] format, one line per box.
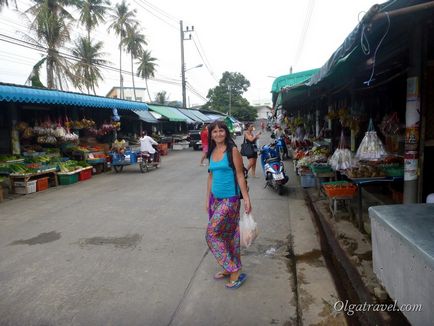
[207, 120, 236, 159]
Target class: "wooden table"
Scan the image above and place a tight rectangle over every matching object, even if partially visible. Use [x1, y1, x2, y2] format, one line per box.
[10, 169, 58, 194]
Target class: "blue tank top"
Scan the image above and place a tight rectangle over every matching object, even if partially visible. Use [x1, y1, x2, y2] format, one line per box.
[209, 151, 238, 198]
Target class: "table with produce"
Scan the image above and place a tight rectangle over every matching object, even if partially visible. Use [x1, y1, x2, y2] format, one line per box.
[326, 121, 404, 229]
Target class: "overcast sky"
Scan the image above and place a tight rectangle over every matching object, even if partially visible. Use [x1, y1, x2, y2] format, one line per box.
[0, 0, 383, 107]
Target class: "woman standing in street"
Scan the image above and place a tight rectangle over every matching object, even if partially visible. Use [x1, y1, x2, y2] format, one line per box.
[244, 123, 261, 177]
[199, 123, 209, 166]
[205, 120, 251, 289]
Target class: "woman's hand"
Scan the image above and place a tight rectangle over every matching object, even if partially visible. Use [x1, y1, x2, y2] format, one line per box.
[243, 198, 252, 214]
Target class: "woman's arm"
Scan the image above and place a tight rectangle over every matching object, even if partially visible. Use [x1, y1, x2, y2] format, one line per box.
[244, 131, 255, 142]
[232, 147, 252, 213]
[206, 172, 212, 213]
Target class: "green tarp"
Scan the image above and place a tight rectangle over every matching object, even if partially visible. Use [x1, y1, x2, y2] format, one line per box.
[148, 105, 188, 122]
[271, 68, 320, 94]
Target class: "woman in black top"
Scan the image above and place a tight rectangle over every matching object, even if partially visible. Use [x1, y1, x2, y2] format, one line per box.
[243, 123, 261, 177]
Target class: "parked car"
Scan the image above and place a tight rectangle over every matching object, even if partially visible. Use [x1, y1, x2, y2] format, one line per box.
[187, 130, 202, 150]
[233, 122, 243, 136]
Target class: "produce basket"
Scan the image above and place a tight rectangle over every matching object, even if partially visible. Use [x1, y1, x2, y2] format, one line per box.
[323, 181, 357, 198]
[310, 163, 333, 174]
[36, 177, 49, 192]
[382, 166, 404, 177]
[58, 171, 79, 185]
[78, 167, 92, 181]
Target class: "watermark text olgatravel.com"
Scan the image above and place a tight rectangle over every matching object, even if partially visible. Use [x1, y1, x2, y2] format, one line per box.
[333, 300, 422, 316]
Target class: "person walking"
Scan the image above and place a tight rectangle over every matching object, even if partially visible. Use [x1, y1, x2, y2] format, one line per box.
[243, 123, 261, 177]
[205, 120, 251, 289]
[199, 123, 209, 166]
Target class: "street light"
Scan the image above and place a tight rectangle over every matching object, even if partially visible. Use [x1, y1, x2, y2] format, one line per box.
[182, 64, 203, 108]
[228, 85, 232, 116]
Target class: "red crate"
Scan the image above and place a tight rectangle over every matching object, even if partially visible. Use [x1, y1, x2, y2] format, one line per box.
[36, 177, 49, 192]
[79, 167, 92, 181]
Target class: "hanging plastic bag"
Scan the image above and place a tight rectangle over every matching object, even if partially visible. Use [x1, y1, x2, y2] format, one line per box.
[328, 130, 353, 171]
[240, 213, 258, 248]
[355, 119, 387, 161]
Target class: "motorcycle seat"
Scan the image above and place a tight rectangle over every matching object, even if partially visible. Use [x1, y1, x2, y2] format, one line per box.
[265, 157, 280, 163]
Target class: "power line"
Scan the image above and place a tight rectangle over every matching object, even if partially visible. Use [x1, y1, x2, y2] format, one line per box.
[293, 0, 316, 69]
[139, 0, 179, 22]
[133, 0, 178, 30]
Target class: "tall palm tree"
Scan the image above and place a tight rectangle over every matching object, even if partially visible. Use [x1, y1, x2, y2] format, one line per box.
[72, 37, 108, 94]
[0, 0, 16, 11]
[136, 50, 157, 102]
[108, 0, 137, 99]
[122, 23, 147, 100]
[78, 0, 110, 40]
[22, 4, 74, 89]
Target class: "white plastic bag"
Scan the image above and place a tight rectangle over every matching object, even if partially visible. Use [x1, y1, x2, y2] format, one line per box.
[240, 213, 258, 248]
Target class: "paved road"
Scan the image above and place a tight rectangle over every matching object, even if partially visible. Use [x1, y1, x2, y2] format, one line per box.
[0, 136, 297, 326]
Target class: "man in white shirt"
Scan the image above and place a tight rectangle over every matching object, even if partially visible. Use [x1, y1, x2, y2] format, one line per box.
[139, 131, 158, 160]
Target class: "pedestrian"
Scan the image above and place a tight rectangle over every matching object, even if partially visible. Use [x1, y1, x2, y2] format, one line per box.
[243, 123, 261, 177]
[139, 130, 158, 161]
[205, 120, 251, 289]
[199, 123, 209, 166]
[261, 121, 265, 132]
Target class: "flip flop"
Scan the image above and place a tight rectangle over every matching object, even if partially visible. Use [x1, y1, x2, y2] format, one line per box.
[225, 273, 247, 289]
[213, 271, 230, 280]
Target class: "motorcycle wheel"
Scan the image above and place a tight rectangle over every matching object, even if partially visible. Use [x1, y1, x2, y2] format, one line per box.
[278, 185, 284, 196]
[139, 161, 148, 173]
[113, 165, 123, 173]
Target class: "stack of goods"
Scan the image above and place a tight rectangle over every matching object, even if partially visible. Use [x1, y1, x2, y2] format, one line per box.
[346, 164, 386, 179]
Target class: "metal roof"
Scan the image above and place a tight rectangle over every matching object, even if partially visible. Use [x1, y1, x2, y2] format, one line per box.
[177, 108, 204, 123]
[0, 83, 149, 111]
[133, 110, 159, 123]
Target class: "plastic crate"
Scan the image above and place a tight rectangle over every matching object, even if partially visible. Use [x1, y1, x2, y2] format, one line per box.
[58, 172, 79, 185]
[36, 177, 49, 192]
[323, 182, 357, 198]
[310, 164, 333, 174]
[300, 174, 316, 188]
[15, 180, 37, 194]
[79, 167, 92, 181]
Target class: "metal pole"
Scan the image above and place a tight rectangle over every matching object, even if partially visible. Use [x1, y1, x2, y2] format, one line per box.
[180, 20, 186, 109]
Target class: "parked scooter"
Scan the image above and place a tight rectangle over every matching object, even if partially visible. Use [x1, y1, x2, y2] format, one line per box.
[259, 142, 289, 195]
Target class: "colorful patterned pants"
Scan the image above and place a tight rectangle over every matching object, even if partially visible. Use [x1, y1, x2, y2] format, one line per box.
[206, 193, 241, 273]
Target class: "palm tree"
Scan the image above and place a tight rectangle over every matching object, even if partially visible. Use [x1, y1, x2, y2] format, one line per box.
[136, 50, 158, 102]
[72, 37, 108, 94]
[22, 4, 74, 89]
[155, 91, 168, 105]
[23, 0, 77, 89]
[0, 0, 17, 11]
[108, 0, 137, 99]
[78, 0, 110, 40]
[122, 23, 147, 100]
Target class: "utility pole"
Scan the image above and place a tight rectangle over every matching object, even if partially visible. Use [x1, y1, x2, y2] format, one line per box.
[180, 20, 194, 108]
[228, 85, 232, 116]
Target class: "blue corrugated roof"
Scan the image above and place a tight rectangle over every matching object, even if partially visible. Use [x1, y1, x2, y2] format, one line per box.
[0, 83, 149, 111]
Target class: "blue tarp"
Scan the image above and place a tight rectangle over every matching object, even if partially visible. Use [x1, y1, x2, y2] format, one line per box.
[0, 83, 149, 111]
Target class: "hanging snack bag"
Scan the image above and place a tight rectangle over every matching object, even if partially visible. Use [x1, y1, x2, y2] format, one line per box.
[355, 119, 387, 161]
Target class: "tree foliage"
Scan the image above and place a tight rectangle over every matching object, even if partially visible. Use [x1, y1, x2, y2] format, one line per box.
[203, 71, 257, 121]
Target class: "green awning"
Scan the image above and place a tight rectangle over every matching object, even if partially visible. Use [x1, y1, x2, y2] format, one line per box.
[271, 68, 320, 93]
[148, 105, 188, 122]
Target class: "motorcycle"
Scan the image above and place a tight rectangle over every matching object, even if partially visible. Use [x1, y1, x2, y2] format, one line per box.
[275, 135, 289, 160]
[259, 142, 289, 195]
[137, 145, 161, 173]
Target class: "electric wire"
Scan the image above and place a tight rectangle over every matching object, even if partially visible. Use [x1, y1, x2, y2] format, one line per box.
[293, 0, 315, 69]
[133, 0, 178, 30]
